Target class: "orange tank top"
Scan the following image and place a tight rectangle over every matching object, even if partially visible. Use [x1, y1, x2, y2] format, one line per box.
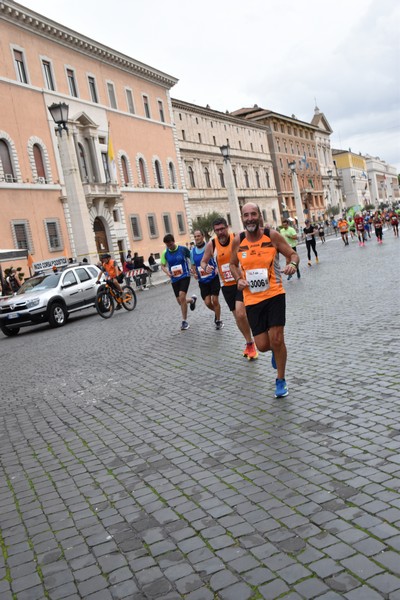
[237, 228, 285, 306]
[214, 233, 236, 287]
[104, 259, 119, 279]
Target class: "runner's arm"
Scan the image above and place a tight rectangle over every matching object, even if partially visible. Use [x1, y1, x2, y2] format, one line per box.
[229, 234, 247, 290]
[200, 241, 214, 274]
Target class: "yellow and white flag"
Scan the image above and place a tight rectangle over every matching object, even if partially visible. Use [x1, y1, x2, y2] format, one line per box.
[107, 123, 117, 183]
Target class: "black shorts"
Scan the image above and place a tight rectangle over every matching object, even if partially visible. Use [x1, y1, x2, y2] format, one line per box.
[199, 276, 220, 300]
[246, 293, 286, 337]
[172, 277, 191, 297]
[221, 284, 244, 311]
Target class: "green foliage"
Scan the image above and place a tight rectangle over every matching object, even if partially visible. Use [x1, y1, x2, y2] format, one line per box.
[191, 212, 223, 241]
[365, 203, 375, 211]
[326, 205, 340, 217]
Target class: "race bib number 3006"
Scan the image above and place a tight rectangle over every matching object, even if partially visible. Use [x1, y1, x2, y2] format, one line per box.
[246, 268, 269, 293]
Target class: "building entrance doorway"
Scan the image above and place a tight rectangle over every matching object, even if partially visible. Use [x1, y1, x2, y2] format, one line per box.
[94, 217, 108, 256]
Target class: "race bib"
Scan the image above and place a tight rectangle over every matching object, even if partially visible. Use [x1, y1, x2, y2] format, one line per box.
[221, 262, 234, 283]
[306, 234, 312, 241]
[171, 264, 183, 277]
[246, 269, 269, 293]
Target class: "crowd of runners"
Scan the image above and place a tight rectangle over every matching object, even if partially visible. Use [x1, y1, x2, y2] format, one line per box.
[159, 203, 399, 401]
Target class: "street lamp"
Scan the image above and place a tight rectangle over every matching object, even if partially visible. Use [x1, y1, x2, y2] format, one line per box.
[47, 101, 98, 261]
[288, 161, 305, 231]
[48, 102, 69, 136]
[220, 144, 242, 232]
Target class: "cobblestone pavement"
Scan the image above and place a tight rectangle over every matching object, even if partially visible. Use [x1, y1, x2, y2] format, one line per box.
[1, 230, 399, 600]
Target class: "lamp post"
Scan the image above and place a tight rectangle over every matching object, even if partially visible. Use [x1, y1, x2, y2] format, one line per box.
[220, 144, 242, 232]
[327, 169, 336, 209]
[48, 102, 98, 261]
[288, 161, 305, 232]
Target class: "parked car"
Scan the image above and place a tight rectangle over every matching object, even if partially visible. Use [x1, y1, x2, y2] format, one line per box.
[0, 263, 104, 337]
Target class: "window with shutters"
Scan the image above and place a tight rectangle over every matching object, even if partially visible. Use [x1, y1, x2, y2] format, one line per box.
[12, 221, 32, 252]
[66, 68, 78, 97]
[143, 95, 151, 118]
[121, 156, 130, 185]
[126, 88, 135, 113]
[177, 213, 185, 234]
[130, 215, 142, 240]
[42, 60, 55, 90]
[13, 49, 28, 83]
[33, 144, 46, 181]
[88, 76, 98, 103]
[45, 220, 63, 251]
[158, 100, 165, 122]
[162, 213, 172, 235]
[147, 214, 158, 238]
[107, 82, 117, 109]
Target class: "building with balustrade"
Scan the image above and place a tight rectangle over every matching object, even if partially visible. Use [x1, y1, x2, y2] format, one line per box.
[0, 0, 190, 273]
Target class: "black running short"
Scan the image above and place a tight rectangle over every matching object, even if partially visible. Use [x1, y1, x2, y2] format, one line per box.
[199, 276, 220, 300]
[171, 276, 191, 297]
[246, 293, 286, 336]
[221, 284, 244, 312]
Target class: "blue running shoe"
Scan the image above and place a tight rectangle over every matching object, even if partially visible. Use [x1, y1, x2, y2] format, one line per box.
[271, 351, 277, 370]
[275, 378, 288, 398]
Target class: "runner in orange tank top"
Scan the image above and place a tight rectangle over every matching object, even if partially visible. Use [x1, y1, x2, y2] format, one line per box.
[230, 203, 300, 399]
[201, 217, 258, 360]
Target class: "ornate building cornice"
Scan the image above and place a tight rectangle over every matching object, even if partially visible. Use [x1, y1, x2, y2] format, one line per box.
[0, 0, 178, 89]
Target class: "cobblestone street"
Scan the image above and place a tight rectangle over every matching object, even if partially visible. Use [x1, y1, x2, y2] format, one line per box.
[1, 231, 400, 600]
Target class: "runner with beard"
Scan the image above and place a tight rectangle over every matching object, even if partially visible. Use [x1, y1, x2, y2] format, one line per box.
[230, 203, 299, 398]
[201, 217, 258, 360]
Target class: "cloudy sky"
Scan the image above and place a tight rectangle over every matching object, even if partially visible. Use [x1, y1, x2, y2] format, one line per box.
[21, 0, 400, 171]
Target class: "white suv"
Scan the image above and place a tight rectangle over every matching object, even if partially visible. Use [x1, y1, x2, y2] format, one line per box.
[0, 264, 103, 337]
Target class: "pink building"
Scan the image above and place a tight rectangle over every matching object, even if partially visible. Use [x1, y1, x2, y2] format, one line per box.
[0, 0, 189, 277]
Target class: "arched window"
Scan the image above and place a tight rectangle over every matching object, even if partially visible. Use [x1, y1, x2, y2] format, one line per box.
[33, 144, 46, 181]
[265, 170, 270, 187]
[155, 160, 163, 188]
[233, 169, 238, 187]
[219, 168, 225, 188]
[139, 158, 148, 185]
[255, 170, 261, 189]
[121, 155, 129, 185]
[204, 167, 211, 188]
[168, 161, 176, 188]
[244, 170, 250, 188]
[0, 139, 15, 182]
[188, 166, 195, 188]
[78, 143, 89, 181]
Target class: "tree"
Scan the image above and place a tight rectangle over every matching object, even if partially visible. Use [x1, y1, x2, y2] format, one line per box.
[326, 205, 340, 217]
[191, 212, 223, 241]
[365, 203, 375, 211]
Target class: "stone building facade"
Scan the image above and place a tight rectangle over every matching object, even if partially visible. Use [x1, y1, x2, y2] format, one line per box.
[172, 99, 280, 229]
[231, 106, 330, 223]
[0, 0, 189, 273]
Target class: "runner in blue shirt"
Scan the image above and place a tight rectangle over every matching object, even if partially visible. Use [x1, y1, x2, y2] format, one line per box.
[161, 234, 197, 330]
[190, 230, 223, 330]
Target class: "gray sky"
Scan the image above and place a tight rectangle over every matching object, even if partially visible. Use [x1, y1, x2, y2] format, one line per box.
[21, 0, 400, 171]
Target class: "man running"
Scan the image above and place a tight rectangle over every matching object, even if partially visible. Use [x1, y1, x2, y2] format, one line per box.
[280, 219, 300, 280]
[190, 230, 223, 330]
[303, 220, 319, 266]
[338, 217, 349, 246]
[201, 217, 258, 360]
[160, 234, 196, 330]
[348, 216, 356, 240]
[373, 212, 383, 244]
[230, 203, 300, 398]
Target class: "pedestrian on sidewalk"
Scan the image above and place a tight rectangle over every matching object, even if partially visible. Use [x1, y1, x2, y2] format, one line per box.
[160, 234, 196, 330]
[230, 203, 300, 398]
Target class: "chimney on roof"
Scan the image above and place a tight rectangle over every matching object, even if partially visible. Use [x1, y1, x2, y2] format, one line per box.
[253, 104, 259, 108]
[206, 104, 210, 109]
